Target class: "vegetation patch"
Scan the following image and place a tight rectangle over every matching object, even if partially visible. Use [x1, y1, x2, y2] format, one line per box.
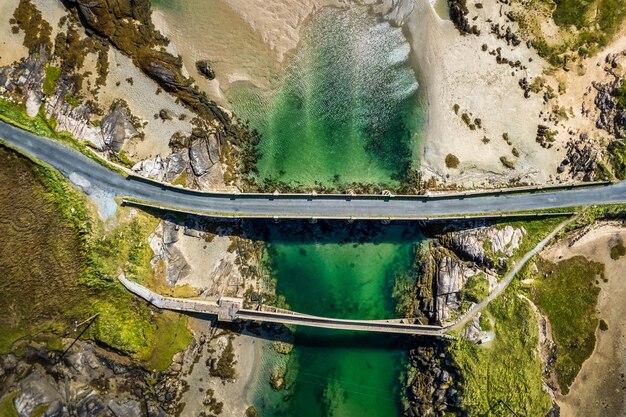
[610, 238, 626, 259]
[0, 145, 191, 369]
[0, 96, 125, 175]
[445, 153, 460, 169]
[461, 273, 489, 305]
[42, 66, 61, 97]
[10, 0, 53, 53]
[514, 0, 626, 65]
[209, 337, 237, 380]
[607, 140, 626, 180]
[450, 284, 552, 415]
[532, 256, 603, 394]
[0, 391, 20, 417]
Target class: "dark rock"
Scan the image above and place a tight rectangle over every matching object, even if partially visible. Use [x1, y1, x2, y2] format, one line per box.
[164, 152, 187, 182]
[43, 400, 65, 417]
[162, 218, 179, 245]
[159, 109, 173, 120]
[594, 79, 626, 138]
[189, 131, 219, 176]
[196, 60, 216, 80]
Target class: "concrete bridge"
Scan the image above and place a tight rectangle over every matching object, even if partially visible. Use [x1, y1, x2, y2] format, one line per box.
[1, 121, 623, 221]
[118, 276, 444, 336]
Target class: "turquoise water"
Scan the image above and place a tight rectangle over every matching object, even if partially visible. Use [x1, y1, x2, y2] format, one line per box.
[252, 224, 423, 417]
[228, 6, 424, 188]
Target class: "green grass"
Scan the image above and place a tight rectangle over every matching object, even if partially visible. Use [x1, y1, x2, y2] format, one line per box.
[146, 311, 192, 370]
[608, 140, 626, 180]
[63, 94, 81, 107]
[565, 204, 626, 231]
[515, 0, 626, 65]
[532, 256, 603, 394]
[42, 66, 61, 97]
[450, 283, 552, 415]
[0, 392, 20, 417]
[115, 151, 135, 168]
[462, 273, 489, 304]
[0, 328, 26, 354]
[0, 145, 191, 370]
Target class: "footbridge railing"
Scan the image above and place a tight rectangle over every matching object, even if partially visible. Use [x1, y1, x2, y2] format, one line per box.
[118, 276, 444, 336]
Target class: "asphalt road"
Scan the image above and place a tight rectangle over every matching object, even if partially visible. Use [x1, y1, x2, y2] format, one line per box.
[2, 120, 625, 219]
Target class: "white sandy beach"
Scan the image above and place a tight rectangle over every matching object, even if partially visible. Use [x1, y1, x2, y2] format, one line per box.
[380, 0, 562, 187]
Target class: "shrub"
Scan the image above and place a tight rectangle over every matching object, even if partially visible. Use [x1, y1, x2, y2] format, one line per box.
[445, 153, 460, 169]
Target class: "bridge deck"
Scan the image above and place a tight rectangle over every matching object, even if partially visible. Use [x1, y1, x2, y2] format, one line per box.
[118, 276, 444, 336]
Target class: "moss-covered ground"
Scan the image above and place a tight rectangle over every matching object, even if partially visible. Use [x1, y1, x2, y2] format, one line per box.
[514, 0, 626, 65]
[0, 145, 191, 370]
[532, 256, 603, 394]
[42, 66, 61, 97]
[0, 392, 20, 417]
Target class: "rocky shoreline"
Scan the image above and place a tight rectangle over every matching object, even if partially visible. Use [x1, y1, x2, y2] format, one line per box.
[404, 219, 529, 415]
[0, 341, 182, 417]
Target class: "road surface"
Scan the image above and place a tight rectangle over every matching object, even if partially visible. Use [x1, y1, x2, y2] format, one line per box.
[2, 120, 624, 219]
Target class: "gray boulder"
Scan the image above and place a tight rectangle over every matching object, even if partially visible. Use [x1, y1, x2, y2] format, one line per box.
[108, 399, 144, 417]
[189, 138, 214, 176]
[14, 372, 62, 417]
[165, 152, 187, 182]
[101, 100, 140, 152]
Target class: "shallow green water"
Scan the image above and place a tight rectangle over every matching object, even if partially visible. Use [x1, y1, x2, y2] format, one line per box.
[252, 225, 423, 417]
[228, 6, 424, 188]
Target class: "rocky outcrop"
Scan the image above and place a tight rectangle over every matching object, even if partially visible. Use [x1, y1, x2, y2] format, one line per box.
[65, 0, 230, 124]
[101, 100, 140, 152]
[131, 151, 187, 182]
[406, 341, 462, 417]
[460, 313, 493, 344]
[448, 0, 480, 35]
[559, 133, 599, 181]
[149, 217, 190, 286]
[189, 130, 221, 176]
[435, 253, 477, 322]
[594, 77, 626, 139]
[1, 343, 177, 417]
[196, 60, 216, 80]
[442, 224, 526, 266]
[14, 372, 62, 417]
[418, 223, 526, 323]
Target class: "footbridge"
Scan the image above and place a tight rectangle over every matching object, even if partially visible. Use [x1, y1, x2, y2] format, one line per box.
[118, 276, 444, 336]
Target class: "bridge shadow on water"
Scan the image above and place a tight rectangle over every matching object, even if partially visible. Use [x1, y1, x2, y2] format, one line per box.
[135, 204, 530, 244]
